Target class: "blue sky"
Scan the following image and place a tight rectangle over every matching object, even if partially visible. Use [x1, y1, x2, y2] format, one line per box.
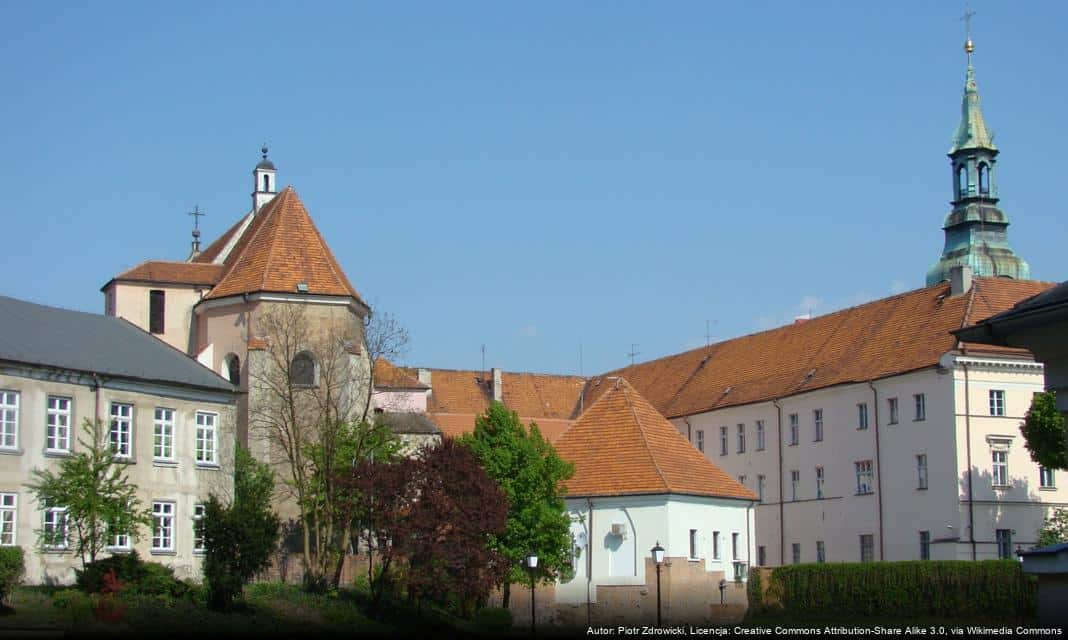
[2, 1, 1064, 376]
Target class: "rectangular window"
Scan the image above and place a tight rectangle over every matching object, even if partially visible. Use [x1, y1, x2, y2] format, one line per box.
[996, 529, 1012, 559]
[857, 402, 869, 430]
[110, 403, 133, 459]
[732, 533, 740, 560]
[989, 390, 1006, 416]
[0, 494, 15, 546]
[195, 412, 218, 465]
[919, 531, 931, 560]
[813, 409, 823, 442]
[43, 505, 68, 549]
[914, 393, 926, 421]
[756, 420, 765, 451]
[888, 397, 899, 425]
[917, 454, 928, 490]
[194, 504, 206, 553]
[689, 528, 698, 560]
[816, 540, 826, 563]
[712, 531, 720, 559]
[992, 450, 1008, 486]
[696, 429, 704, 453]
[757, 546, 766, 567]
[46, 396, 72, 453]
[1040, 467, 1056, 489]
[738, 474, 747, 487]
[815, 466, 825, 499]
[757, 475, 766, 502]
[788, 413, 799, 445]
[153, 408, 175, 461]
[737, 424, 746, 453]
[152, 502, 175, 552]
[149, 289, 165, 334]
[790, 470, 800, 501]
[0, 391, 18, 450]
[855, 460, 874, 495]
[719, 426, 728, 456]
[110, 530, 130, 551]
[792, 543, 801, 564]
[860, 534, 874, 562]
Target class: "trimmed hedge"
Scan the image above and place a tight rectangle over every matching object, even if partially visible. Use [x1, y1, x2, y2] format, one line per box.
[770, 561, 1035, 619]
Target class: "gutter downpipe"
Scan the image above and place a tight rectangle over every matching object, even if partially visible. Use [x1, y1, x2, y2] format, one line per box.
[91, 373, 102, 423]
[586, 497, 593, 627]
[867, 380, 885, 561]
[962, 361, 977, 560]
[772, 399, 785, 566]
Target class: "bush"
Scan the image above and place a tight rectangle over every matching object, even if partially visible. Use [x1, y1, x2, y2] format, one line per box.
[0, 547, 24, 605]
[769, 561, 1036, 619]
[75, 551, 189, 598]
[472, 606, 512, 631]
[746, 568, 764, 613]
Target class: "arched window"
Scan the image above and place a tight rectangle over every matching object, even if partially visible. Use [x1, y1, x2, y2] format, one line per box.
[978, 163, 989, 195]
[957, 165, 969, 198]
[223, 353, 241, 386]
[263, 174, 270, 192]
[290, 352, 316, 386]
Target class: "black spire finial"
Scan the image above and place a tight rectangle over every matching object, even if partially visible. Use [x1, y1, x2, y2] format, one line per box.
[261, 144, 269, 160]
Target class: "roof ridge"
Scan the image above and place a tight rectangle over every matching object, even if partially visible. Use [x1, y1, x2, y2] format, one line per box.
[620, 381, 671, 494]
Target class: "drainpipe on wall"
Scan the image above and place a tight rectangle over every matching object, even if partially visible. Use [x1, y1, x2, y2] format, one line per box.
[746, 502, 753, 576]
[772, 399, 785, 566]
[683, 417, 692, 442]
[91, 373, 102, 423]
[867, 380, 885, 561]
[962, 361, 977, 560]
[586, 497, 593, 627]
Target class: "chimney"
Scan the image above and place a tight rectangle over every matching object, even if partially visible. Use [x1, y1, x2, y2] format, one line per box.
[491, 367, 503, 403]
[793, 314, 811, 325]
[417, 368, 432, 394]
[950, 265, 973, 296]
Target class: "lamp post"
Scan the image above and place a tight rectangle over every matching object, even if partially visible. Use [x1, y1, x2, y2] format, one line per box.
[525, 552, 539, 635]
[651, 541, 665, 627]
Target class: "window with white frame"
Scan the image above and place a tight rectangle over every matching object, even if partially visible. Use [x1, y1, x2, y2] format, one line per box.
[887, 397, 899, 425]
[1040, 467, 1056, 489]
[857, 402, 869, 430]
[989, 390, 1005, 416]
[813, 409, 823, 442]
[719, 426, 727, 456]
[712, 531, 720, 559]
[154, 408, 175, 461]
[917, 454, 928, 489]
[790, 469, 800, 501]
[0, 391, 18, 450]
[737, 423, 746, 453]
[815, 466, 825, 499]
[992, 450, 1008, 486]
[788, 413, 799, 445]
[43, 504, 68, 549]
[193, 503, 206, 553]
[860, 534, 874, 562]
[46, 396, 72, 453]
[919, 531, 930, 560]
[0, 494, 15, 546]
[792, 543, 801, 564]
[738, 474, 747, 487]
[110, 527, 131, 551]
[732, 533, 739, 560]
[195, 412, 218, 465]
[756, 420, 765, 451]
[855, 460, 874, 495]
[696, 429, 704, 453]
[914, 394, 926, 421]
[109, 403, 133, 459]
[152, 502, 175, 552]
[757, 475, 766, 502]
[996, 529, 1012, 559]
[689, 529, 698, 560]
[816, 540, 826, 563]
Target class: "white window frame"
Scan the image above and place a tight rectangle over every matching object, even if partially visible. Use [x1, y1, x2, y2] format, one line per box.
[790, 469, 800, 501]
[1040, 467, 1056, 489]
[989, 389, 1006, 416]
[712, 531, 720, 559]
[914, 393, 926, 421]
[756, 420, 765, 450]
[815, 466, 825, 499]
[696, 429, 704, 453]
[992, 450, 1008, 487]
[153, 407, 176, 462]
[855, 460, 874, 495]
[688, 528, 699, 560]
[738, 474, 747, 487]
[152, 501, 175, 552]
[0, 391, 18, 450]
[887, 397, 899, 425]
[46, 396, 72, 453]
[816, 540, 826, 563]
[731, 532, 739, 560]
[110, 402, 133, 459]
[737, 423, 746, 453]
[193, 503, 206, 553]
[995, 529, 1012, 559]
[109, 530, 131, 552]
[43, 505, 69, 550]
[860, 534, 874, 562]
[813, 409, 823, 442]
[788, 413, 799, 445]
[0, 494, 15, 546]
[195, 411, 218, 465]
[857, 402, 869, 430]
[917, 454, 928, 490]
[719, 426, 728, 456]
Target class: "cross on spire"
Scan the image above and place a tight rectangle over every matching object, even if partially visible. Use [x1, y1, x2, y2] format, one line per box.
[961, 6, 976, 57]
[188, 204, 206, 257]
[628, 343, 640, 366]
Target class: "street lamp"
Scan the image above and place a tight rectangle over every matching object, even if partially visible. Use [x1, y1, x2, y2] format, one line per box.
[525, 552, 539, 635]
[650, 541, 665, 627]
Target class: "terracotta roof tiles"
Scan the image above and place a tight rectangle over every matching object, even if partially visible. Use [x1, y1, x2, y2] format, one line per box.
[104, 261, 223, 289]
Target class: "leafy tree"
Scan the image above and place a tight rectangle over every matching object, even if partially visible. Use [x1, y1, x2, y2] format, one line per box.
[1037, 508, 1068, 547]
[1020, 391, 1067, 470]
[203, 446, 280, 610]
[25, 419, 151, 567]
[461, 402, 574, 607]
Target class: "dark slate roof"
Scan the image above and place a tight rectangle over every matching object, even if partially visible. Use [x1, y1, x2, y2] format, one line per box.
[0, 295, 236, 393]
[376, 412, 441, 435]
[1019, 542, 1068, 556]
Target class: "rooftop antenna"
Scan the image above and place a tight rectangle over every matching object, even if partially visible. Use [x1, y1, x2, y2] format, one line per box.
[627, 343, 640, 367]
[579, 344, 584, 378]
[188, 204, 206, 258]
[705, 319, 718, 346]
[481, 344, 486, 379]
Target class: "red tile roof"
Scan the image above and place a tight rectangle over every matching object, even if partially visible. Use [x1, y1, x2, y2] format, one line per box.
[553, 379, 757, 500]
[426, 412, 573, 443]
[104, 261, 223, 289]
[410, 367, 587, 418]
[192, 214, 249, 265]
[375, 359, 428, 390]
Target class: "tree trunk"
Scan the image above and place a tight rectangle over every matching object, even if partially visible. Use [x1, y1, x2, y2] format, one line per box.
[502, 580, 511, 609]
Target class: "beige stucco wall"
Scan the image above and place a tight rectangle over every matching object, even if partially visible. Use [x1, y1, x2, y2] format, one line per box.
[106, 282, 204, 355]
[0, 371, 235, 584]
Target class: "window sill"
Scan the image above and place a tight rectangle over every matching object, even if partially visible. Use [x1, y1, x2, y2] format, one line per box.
[106, 547, 133, 554]
[150, 550, 177, 557]
[856, 491, 874, 496]
[914, 419, 926, 423]
[113, 457, 135, 465]
[687, 558, 701, 563]
[917, 487, 928, 491]
[44, 450, 73, 459]
[195, 463, 221, 470]
[0, 448, 23, 456]
[888, 421, 899, 426]
[42, 547, 71, 555]
[153, 460, 178, 468]
[1039, 486, 1057, 492]
[992, 484, 1011, 490]
[193, 550, 206, 556]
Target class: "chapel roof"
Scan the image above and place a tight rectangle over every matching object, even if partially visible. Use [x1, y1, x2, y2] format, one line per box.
[102, 261, 224, 290]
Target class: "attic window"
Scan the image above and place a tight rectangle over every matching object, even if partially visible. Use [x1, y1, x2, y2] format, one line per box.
[296, 282, 309, 293]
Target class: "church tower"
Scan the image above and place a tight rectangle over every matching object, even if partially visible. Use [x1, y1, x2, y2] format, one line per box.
[926, 28, 1030, 285]
[252, 144, 278, 214]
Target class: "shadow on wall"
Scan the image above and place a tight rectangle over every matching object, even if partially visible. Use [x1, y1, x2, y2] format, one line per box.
[959, 465, 1048, 551]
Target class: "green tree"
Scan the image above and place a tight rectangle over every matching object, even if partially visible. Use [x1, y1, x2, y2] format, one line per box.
[203, 446, 280, 610]
[25, 419, 151, 567]
[1037, 508, 1068, 547]
[1020, 391, 1067, 470]
[461, 402, 574, 608]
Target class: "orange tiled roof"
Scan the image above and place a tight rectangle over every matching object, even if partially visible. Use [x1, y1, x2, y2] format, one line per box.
[593, 278, 1053, 418]
[204, 187, 366, 305]
[407, 367, 587, 419]
[105, 261, 223, 288]
[192, 214, 249, 264]
[375, 359, 428, 390]
[427, 412, 573, 443]
[554, 379, 757, 500]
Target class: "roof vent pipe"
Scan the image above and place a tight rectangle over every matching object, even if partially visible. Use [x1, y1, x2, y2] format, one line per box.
[491, 367, 503, 402]
[950, 265, 974, 297]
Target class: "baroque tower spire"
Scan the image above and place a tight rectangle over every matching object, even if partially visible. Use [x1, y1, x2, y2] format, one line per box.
[926, 19, 1030, 286]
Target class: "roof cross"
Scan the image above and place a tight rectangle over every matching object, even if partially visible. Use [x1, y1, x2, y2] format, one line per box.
[628, 343, 640, 366]
[961, 6, 976, 57]
[188, 204, 206, 231]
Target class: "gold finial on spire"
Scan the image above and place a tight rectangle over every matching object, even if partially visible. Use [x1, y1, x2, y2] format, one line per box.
[961, 6, 976, 56]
